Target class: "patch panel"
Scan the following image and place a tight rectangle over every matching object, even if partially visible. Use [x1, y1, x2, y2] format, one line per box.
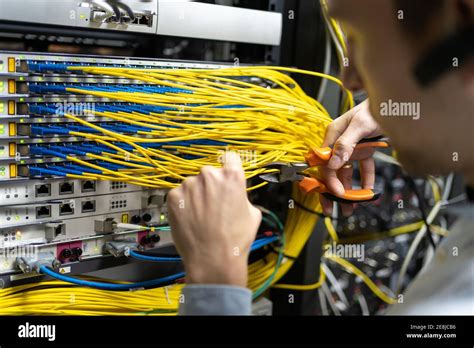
[0, 220, 172, 276]
[16, 82, 191, 95]
[0, 179, 143, 205]
[0, 191, 150, 227]
[1, 52, 228, 76]
[0, 51, 223, 285]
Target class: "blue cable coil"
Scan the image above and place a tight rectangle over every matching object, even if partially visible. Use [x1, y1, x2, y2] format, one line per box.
[129, 235, 279, 262]
[37, 236, 278, 290]
[129, 250, 181, 262]
[39, 265, 185, 291]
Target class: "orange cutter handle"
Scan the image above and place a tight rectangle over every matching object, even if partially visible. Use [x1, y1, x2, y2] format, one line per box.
[299, 177, 327, 193]
[304, 136, 390, 167]
[299, 177, 378, 203]
[304, 147, 332, 167]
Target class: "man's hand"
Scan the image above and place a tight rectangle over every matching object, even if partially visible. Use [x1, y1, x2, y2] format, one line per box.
[167, 152, 262, 287]
[320, 100, 383, 216]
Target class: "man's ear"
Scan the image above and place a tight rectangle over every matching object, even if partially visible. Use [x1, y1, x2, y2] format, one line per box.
[341, 37, 365, 92]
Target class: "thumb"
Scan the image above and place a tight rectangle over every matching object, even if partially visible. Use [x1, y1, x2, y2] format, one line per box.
[328, 137, 356, 170]
[250, 205, 262, 225]
[327, 121, 370, 170]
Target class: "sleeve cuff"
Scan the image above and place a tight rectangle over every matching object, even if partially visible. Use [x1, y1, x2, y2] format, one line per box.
[178, 284, 252, 316]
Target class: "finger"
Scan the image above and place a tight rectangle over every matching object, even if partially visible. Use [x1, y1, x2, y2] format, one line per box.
[322, 115, 351, 147]
[180, 176, 202, 211]
[359, 157, 376, 189]
[200, 165, 217, 175]
[322, 101, 369, 147]
[222, 151, 246, 187]
[200, 165, 222, 195]
[348, 147, 375, 161]
[200, 165, 220, 183]
[167, 187, 183, 214]
[320, 194, 334, 216]
[338, 165, 355, 217]
[319, 165, 345, 196]
[328, 118, 375, 170]
[222, 151, 243, 170]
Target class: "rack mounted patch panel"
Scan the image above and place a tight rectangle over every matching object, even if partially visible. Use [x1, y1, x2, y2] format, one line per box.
[0, 51, 229, 285]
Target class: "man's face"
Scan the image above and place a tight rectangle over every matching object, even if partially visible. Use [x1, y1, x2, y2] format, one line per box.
[328, 0, 471, 176]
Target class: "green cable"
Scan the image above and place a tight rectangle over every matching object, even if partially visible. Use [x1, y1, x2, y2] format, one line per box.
[252, 229, 286, 299]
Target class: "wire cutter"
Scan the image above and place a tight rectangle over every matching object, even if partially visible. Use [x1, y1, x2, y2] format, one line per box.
[259, 136, 390, 204]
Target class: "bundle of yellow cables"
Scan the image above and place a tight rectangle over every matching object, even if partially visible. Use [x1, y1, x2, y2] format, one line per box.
[44, 65, 353, 190]
[0, 65, 354, 315]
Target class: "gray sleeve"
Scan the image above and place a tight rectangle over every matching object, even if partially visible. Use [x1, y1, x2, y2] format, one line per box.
[178, 284, 252, 315]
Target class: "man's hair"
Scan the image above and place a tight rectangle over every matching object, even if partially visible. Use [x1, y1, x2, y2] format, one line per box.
[395, 0, 445, 36]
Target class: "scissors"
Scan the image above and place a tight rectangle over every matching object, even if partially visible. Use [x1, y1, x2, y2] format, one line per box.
[259, 136, 390, 204]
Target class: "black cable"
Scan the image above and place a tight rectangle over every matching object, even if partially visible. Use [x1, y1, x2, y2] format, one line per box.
[135, 250, 181, 258]
[293, 199, 342, 221]
[359, 204, 389, 231]
[137, 233, 277, 259]
[466, 186, 474, 203]
[116, 1, 135, 21]
[404, 176, 437, 249]
[105, 0, 122, 21]
[268, 245, 297, 261]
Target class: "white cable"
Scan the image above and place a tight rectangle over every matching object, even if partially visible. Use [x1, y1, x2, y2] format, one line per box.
[317, 29, 332, 102]
[443, 193, 467, 206]
[357, 294, 369, 316]
[421, 240, 435, 272]
[318, 288, 329, 315]
[439, 216, 448, 231]
[332, 202, 339, 230]
[373, 151, 400, 166]
[116, 223, 147, 230]
[325, 18, 344, 61]
[395, 201, 442, 294]
[322, 263, 349, 306]
[395, 173, 452, 293]
[321, 282, 341, 315]
[378, 283, 396, 299]
[320, 0, 345, 62]
[442, 173, 454, 202]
